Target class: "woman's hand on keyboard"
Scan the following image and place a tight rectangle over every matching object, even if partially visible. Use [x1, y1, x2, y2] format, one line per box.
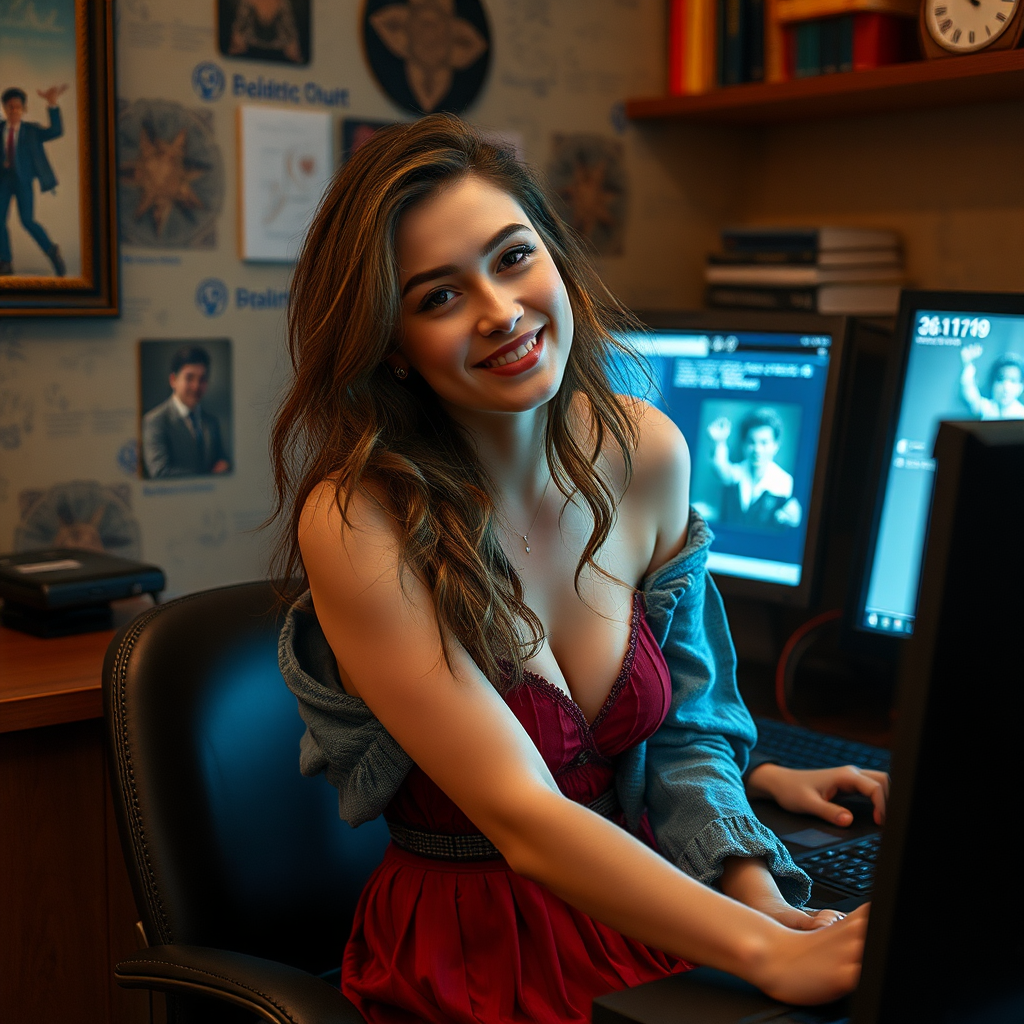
[745, 764, 890, 826]
[752, 903, 870, 1005]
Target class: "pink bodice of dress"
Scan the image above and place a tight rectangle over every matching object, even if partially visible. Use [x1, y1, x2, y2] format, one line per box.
[342, 592, 694, 1023]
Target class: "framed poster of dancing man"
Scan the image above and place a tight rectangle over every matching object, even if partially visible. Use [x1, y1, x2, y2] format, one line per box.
[0, 0, 117, 315]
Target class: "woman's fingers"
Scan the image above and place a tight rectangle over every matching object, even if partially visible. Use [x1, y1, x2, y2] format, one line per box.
[833, 766, 888, 826]
[796, 787, 855, 826]
[810, 766, 889, 826]
[804, 908, 848, 930]
[758, 903, 870, 1004]
[757, 765, 891, 826]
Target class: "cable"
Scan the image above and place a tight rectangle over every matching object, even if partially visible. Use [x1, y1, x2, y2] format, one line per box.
[774, 609, 842, 724]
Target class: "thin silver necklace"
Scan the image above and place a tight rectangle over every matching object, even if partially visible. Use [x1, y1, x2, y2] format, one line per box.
[520, 477, 551, 555]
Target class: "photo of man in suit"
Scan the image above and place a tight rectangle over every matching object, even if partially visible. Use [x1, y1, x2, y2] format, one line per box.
[142, 345, 231, 479]
[0, 83, 68, 276]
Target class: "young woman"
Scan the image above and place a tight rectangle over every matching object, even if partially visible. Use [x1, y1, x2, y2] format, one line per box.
[272, 115, 888, 1024]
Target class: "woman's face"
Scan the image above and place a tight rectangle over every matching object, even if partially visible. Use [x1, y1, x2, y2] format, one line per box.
[392, 173, 574, 421]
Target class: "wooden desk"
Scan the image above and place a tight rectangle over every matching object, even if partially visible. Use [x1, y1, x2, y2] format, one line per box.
[0, 625, 112, 733]
[0, 615, 150, 1024]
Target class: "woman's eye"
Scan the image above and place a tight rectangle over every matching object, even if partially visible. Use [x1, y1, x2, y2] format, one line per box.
[498, 244, 535, 270]
[420, 287, 455, 311]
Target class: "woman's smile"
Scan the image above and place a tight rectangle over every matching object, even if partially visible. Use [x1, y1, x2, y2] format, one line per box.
[477, 328, 543, 373]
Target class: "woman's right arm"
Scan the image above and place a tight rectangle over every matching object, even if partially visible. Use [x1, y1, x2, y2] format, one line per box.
[298, 482, 867, 1005]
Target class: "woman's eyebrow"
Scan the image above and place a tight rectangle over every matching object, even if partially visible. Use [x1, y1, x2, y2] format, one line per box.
[480, 222, 530, 258]
[402, 263, 459, 298]
[400, 223, 531, 298]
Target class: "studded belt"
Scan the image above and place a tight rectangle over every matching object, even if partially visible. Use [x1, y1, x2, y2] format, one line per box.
[386, 786, 622, 862]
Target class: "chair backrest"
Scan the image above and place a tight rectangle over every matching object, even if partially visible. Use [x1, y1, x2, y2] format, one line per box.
[103, 581, 390, 977]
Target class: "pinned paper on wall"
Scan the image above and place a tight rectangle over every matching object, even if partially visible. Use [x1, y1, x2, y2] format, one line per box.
[237, 104, 333, 262]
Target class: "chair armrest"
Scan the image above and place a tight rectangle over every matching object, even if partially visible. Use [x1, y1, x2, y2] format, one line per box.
[115, 944, 366, 1024]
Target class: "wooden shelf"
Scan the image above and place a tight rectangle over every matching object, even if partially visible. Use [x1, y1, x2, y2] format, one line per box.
[626, 50, 1024, 124]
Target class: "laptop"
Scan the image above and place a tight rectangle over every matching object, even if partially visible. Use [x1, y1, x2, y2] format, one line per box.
[594, 420, 1024, 1024]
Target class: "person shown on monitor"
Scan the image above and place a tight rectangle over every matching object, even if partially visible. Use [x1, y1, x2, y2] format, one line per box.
[142, 345, 230, 478]
[960, 344, 1024, 420]
[707, 408, 802, 529]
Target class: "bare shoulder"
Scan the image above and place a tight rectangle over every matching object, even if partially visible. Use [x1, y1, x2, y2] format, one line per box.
[619, 398, 692, 574]
[297, 478, 434, 701]
[298, 478, 404, 605]
[625, 398, 691, 488]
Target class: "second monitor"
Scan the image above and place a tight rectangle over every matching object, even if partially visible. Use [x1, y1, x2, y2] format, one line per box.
[612, 311, 851, 607]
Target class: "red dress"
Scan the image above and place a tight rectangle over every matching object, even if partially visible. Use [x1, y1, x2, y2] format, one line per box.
[342, 594, 694, 1023]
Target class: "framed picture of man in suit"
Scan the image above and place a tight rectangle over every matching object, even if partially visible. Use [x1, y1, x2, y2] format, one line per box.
[138, 340, 234, 481]
[0, 0, 117, 315]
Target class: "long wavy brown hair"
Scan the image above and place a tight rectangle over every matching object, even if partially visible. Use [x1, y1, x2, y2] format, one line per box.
[269, 114, 645, 690]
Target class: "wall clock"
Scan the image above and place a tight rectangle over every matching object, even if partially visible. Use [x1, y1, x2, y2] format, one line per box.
[919, 0, 1024, 56]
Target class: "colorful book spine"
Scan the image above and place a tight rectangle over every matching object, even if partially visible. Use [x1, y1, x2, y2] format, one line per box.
[852, 11, 909, 69]
[718, 0, 746, 86]
[669, 0, 687, 94]
[670, 0, 717, 95]
[765, 0, 787, 81]
[746, 0, 766, 81]
[688, 0, 718, 93]
[717, 0, 767, 86]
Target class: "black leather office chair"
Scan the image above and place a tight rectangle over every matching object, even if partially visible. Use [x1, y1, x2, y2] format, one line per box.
[103, 581, 390, 1023]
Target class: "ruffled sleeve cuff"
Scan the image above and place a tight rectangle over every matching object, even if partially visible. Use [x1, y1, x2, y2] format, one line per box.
[679, 814, 812, 906]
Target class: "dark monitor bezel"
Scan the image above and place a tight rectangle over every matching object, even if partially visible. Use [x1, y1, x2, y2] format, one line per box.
[634, 309, 850, 608]
[852, 419, 1024, 1023]
[843, 289, 1024, 660]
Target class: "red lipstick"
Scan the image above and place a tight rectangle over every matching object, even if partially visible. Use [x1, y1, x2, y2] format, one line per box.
[476, 328, 544, 375]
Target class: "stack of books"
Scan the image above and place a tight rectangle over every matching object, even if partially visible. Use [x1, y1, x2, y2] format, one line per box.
[775, 0, 919, 78]
[705, 226, 904, 314]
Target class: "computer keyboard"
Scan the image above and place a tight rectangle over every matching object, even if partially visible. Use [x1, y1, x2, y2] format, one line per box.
[797, 832, 881, 896]
[753, 717, 891, 773]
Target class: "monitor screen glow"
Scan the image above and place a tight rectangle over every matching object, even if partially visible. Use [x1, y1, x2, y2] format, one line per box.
[858, 304, 1024, 638]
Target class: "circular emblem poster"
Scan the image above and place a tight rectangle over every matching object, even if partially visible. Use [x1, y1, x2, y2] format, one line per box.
[118, 99, 225, 249]
[362, 0, 491, 115]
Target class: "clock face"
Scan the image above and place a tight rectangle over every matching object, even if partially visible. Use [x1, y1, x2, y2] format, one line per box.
[925, 0, 1020, 51]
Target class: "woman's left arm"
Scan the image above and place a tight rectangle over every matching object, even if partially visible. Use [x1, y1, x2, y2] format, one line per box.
[626, 405, 815, 925]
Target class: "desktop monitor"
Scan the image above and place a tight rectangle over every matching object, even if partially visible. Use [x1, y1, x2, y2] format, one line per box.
[592, 421, 1024, 1024]
[853, 418, 1024, 1024]
[611, 310, 848, 607]
[848, 290, 1024, 652]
